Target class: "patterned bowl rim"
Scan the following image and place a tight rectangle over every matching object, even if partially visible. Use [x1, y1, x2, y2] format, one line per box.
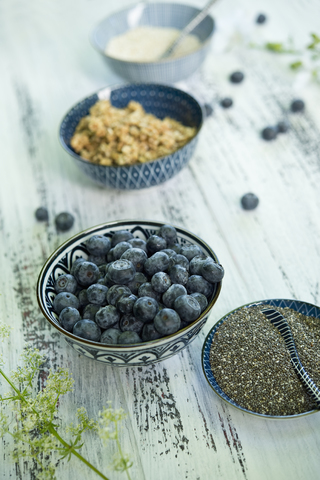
[58, 83, 204, 169]
[37, 219, 222, 351]
[201, 298, 320, 419]
[89, 2, 215, 65]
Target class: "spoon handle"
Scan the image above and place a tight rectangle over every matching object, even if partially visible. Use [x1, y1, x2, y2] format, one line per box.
[261, 307, 320, 408]
[160, 0, 218, 59]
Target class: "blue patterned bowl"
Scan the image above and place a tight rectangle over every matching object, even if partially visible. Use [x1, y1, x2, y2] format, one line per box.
[90, 2, 215, 83]
[59, 83, 203, 189]
[202, 299, 320, 419]
[37, 220, 222, 367]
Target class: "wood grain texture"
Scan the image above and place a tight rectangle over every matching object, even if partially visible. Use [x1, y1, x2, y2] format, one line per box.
[1, 0, 320, 479]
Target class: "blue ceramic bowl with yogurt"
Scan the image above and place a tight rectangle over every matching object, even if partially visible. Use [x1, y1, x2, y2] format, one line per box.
[59, 83, 203, 189]
[90, 2, 215, 83]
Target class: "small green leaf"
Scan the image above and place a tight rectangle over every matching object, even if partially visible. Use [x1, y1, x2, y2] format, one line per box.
[290, 60, 303, 70]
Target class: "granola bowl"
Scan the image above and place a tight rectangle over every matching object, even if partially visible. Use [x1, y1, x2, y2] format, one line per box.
[37, 220, 222, 367]
[59, 83, 203, 189]
[90, 2, 215, 83]
[202, 299, 320, 419]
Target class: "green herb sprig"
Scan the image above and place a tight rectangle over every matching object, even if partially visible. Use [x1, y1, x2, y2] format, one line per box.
[0, 322, 132, 480]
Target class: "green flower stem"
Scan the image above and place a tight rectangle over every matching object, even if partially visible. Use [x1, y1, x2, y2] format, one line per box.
[114, 422, 131, 480]
[0, 368, 24, 399]
[47, 424, 110, 480]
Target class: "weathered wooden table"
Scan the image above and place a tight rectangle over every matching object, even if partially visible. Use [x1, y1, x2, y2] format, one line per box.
[1, 0, 320, 479]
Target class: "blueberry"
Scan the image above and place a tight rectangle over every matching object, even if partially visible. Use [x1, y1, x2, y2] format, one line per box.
[174, 295, 201, 323]
[121, 248, 147, 272]
[133, 296, 159, 323]
[158, 225, 178, 244]
[189, 255, 205, 275]
[35, 207, 48, 221]
[119, 314, 144, 334]
[151, 272, 172, 293]
[86, 235, 111, 256]
[101, 328, 121, 345]
[73, 261, 100, 287]
[241, 192, 259, 210]
[180, 244, 202, 261]
[128, 237, 148, 252]
[172, 254, 189, 271]
[290, 99, 305, 113]
[204, 103, 213, 117]
[73, 319, 101, 341]
[190, 292, 208, 313]
[95, 305, 120, 329]
[70, 257, 85, 275]
[106, 259, 136, 285]
[54, 274, 78, 294]
[86, 283, 108, 305]
[107, 285, 131, 306]
[111, 230, 134, 247]
[220, 97, 233, 108]
[126, 272, 148, 295]
[154, 308, 181, 335]
[88, 254, 107, 266]
[141, 322, 163, 342]
[138, 283, 162, 302]
[169, 264, 189, 286]
[116, 294, 137, 314]
[256, 13, 267, 24]
[112, 241, 132, 260]
[118, 331, 142, 344]
[82, 303, 101, 321]
[230, 71, 244, 83]
[53, 292, 79, 314]
[261, 126, 277, 141]
[55, 212, 74, 232]
[161, 249, 177, 259]
[166, 243, 181, 254]
[146, 235, 167, 254]
[144, 251, 170, 276]
[186, 275, 214, 297]
[59, 307, 81, 332]
[201, 258, 224, 283]
[162, 284, 187, 308]
[77, 289, 89, 308]
[276, 120, 290, 133]
[107, 248, 115, 263]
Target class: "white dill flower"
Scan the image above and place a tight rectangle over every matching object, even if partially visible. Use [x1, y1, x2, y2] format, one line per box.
[0, 321, 12, 339]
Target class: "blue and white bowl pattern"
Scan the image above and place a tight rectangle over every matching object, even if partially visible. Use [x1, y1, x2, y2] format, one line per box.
[202, 298, 320, 418]
[59, 84, 203, 189]
[37, 220, 222, 367]
[90, 2, 215, 83]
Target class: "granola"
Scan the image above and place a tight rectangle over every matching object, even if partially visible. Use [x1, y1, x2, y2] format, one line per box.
[70, 100, 197, 167]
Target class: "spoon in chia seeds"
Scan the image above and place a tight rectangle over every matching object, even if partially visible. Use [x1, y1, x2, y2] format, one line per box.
[261, 307, 320, 408]
[159, 0, 218, 60]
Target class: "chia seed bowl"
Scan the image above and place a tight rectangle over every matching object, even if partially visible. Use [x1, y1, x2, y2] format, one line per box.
[202, 299, 320, 419]
[37, 220, 222, 367]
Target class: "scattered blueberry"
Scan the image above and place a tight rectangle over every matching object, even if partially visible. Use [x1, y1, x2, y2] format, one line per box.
[204, 103, 213, 117]
[35, 207, 48, 222]
[290, 99, 305, 113]
[73, 319, 101, 342]
[241, 192, 259, 210]
[220, 97, 233, 108]
[230, 71, 244, 84]
[154, 308, 181, 335]
[276, 120, 290, 133]
[261, 126, 277, 141]
[256, 13, 267, 24]
[55, 212, 74, 232]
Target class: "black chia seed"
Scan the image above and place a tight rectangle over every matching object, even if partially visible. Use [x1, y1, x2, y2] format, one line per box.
[209, 304, 320, 416]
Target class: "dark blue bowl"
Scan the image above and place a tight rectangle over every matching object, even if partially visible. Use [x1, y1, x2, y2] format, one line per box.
[59, 84, 203, 189]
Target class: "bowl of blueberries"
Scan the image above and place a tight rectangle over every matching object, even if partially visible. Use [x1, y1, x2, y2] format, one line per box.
[37, 220, 223, 366]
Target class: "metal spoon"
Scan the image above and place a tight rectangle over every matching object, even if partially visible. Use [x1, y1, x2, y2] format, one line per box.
[159, 0, 218, 60]
[261, 307, 320, 408]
